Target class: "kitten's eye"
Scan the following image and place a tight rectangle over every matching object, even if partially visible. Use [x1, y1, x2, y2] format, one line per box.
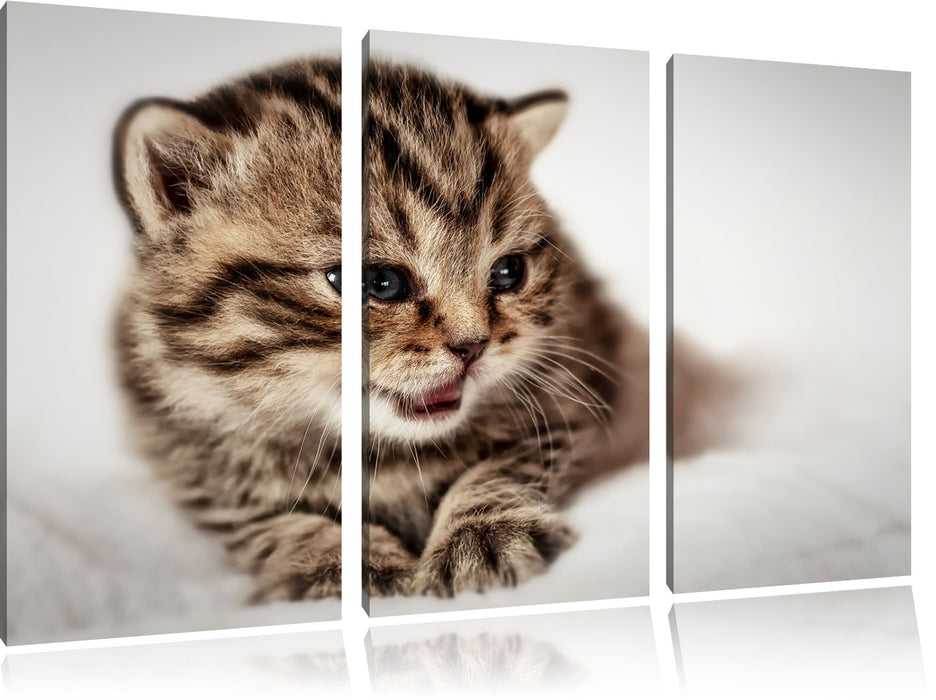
[325, 267, 341, 294]
[366, 266, 410, 302]
[489, 255, 525, 293]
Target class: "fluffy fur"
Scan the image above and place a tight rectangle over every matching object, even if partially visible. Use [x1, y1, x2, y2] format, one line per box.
[116, 59, 344, 601]
[115, 57, 694, 602]
[363, 62, 649, 596]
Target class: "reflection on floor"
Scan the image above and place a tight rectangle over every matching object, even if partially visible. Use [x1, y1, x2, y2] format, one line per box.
[672, 586, 925, 698]
[368, 607, 659, 698]
[1, 630, 349, 700]
[1, 586, 926, 698]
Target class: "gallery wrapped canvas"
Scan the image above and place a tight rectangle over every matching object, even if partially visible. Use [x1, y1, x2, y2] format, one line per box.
[4, 2, 341, 644]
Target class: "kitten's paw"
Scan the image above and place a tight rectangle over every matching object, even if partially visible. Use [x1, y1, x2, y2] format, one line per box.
[414, 511, 575, 597]
[368, 553, 416, 596]
[249, 555, 342, 603]
[367, 523, 418, 596]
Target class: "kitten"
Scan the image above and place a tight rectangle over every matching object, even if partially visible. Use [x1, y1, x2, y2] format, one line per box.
[116, 57, 690, 602]
[362, 62, 650, 596]
[115, 59, 344, 602]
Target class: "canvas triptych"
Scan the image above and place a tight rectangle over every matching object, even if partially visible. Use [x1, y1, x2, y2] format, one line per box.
[2, 3, 909, 645]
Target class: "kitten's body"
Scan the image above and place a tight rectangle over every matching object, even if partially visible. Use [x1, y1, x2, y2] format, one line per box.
[364, 63, 648, 595]
[116, 58, 655, 601]
[117, 59, 345, 600]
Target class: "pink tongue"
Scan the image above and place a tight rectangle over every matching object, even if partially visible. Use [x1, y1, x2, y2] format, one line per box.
[419, 381, 462, 407]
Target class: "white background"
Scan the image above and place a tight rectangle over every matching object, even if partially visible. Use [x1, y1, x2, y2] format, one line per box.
[3, 0, 934, 698]
[672, 56, 910, 591]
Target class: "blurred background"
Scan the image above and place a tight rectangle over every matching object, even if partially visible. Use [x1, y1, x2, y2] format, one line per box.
[671, 55, 910, 591]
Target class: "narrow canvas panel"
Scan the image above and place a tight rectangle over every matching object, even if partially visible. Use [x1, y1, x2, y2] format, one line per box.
[668, 55, 910, 592]
[4, 2, 341, 644]
[363, 31, 649, 615]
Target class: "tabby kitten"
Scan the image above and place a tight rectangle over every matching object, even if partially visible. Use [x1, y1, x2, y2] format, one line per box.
[114, 57, 653, 603]
[362, 62, 650, 597]
[115, 59, 344, 602]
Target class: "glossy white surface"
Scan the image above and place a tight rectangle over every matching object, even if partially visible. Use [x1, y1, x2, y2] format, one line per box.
[673, 586, 925, 698]
[2, 587, 925, 698]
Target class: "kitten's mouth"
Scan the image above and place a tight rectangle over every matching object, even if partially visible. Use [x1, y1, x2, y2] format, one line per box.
[392, 380, 463, 421]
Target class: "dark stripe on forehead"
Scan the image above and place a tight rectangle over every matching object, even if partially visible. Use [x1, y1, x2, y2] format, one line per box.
[375, 120, 401, 171]
[370, 118, 456, 227]
[368, 65, 520, 237]
[370, 116, 502, 234]
[468, 136, 500, 224]
[186, 86, 264, 135]
[248, 73, 341, 137]
[421, 78, 458, 128]
[372, 65, 460, 129]
[179, 59, 340, 137]
[386, 199, 417, 250]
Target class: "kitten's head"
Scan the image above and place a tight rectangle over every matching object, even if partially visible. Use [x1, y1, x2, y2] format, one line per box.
[116, 59, 343, 438]
[365, 63, 573, 444]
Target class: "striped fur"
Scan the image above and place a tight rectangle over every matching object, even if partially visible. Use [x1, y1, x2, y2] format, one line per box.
[115, 58, 344, 602]
[365, 63, 650, 596]
[115, 59, 699, 602]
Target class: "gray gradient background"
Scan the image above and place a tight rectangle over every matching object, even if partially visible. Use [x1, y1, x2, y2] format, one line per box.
[671, 55, 910, 591]
[5, 2, 340, 643]
[366, 31, 650, 617]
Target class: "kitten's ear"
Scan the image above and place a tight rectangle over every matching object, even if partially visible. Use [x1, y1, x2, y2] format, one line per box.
[114, 99, 229, 237]
[506, 90, 568, 157]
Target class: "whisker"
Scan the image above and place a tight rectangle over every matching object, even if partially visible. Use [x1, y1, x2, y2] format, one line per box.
[506, 377, 547, 471]
[289, 412, 338, 514]
[322, 459, 341, 516]
[283, 375, 340, 509]
[511, 352, 612, 412]
[409, 438, 431, 517]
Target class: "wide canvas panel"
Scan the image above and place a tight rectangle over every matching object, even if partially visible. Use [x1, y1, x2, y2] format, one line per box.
[668, 55, 910, 592]
[4, 2, 341, 644]
[363, 31, 649, 615]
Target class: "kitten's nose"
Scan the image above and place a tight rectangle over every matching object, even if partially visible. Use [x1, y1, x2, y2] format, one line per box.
[448, 339, 488, 371]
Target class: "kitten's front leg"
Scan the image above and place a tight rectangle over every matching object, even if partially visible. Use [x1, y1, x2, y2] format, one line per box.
[216, 511, 342, 603]
[413, 459, 575, 597]
[368, 523, 418, 596]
